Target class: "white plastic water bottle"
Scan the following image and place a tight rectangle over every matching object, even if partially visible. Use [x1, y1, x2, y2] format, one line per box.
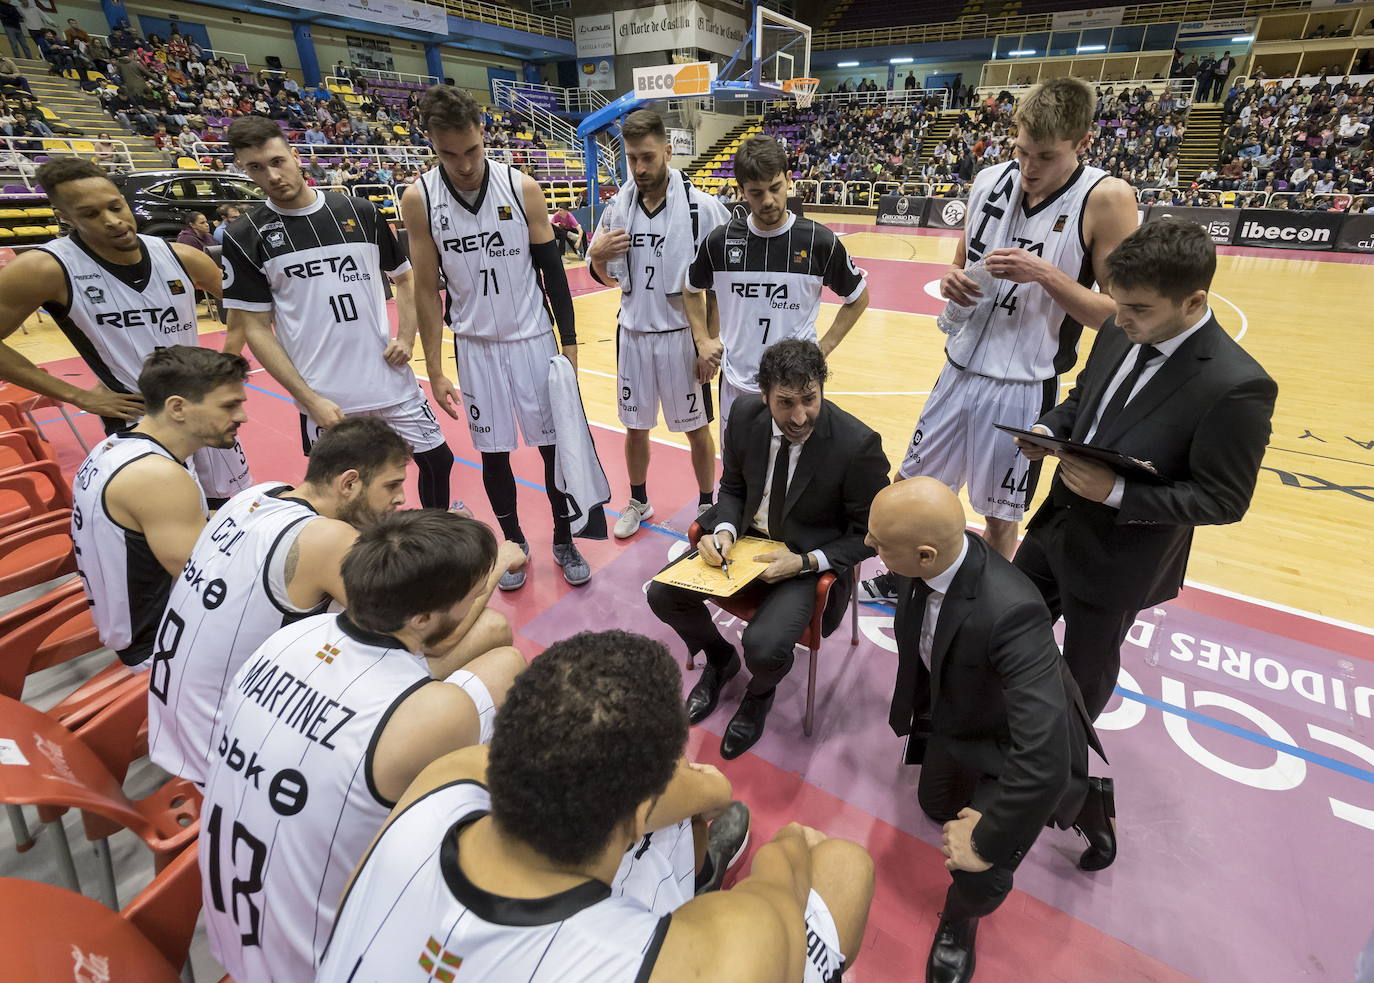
[936, 259, 995, 336]
[599, 208, 629, 283]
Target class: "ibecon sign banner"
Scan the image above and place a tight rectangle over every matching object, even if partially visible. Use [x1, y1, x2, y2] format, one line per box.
[632, 61, 717, 100]
[1233, 210, 1342, 250]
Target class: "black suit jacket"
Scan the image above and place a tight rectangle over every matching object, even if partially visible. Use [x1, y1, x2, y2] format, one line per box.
[888, 534, 1103, 869]
[1028, 315, 1277, 611]
[704, 397, 890, 634]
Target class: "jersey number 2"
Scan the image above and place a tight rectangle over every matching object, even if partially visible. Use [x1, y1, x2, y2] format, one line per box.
[207, 804, 268, 946]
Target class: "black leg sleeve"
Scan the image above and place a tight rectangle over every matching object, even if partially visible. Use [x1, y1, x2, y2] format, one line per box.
[412, 443, 453, 510]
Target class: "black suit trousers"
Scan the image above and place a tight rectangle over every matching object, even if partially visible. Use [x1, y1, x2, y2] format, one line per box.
[1014, 523, 1138, 721]
[646, 576, 817, 694]
[917, 742, 1016, 922]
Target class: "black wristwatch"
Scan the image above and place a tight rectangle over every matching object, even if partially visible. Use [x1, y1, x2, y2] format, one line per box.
[800, 552, 817, 574]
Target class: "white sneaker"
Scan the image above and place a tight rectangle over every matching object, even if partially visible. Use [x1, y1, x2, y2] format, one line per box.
[613, 498, 654, 539]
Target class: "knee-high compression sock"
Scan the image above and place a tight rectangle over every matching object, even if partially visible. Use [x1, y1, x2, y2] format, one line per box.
[538, 443, 573, 545]
[480, 451, 525, 543]
[412, 443, 453, 510]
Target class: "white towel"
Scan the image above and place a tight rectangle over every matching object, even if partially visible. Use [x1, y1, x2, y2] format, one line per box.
[600, 167, 702, 296]
[548, 355, 611, 539]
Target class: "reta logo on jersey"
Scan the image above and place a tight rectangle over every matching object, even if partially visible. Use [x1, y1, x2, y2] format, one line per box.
[282, 255, 373, 283]
[94, 307, 183, 333]
[630, 232, 666, 255]
[441, 230, 512, 256]
[730, 282, 801, 310]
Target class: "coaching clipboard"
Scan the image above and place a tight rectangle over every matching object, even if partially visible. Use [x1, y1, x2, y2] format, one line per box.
[995, 424, 1174, 485]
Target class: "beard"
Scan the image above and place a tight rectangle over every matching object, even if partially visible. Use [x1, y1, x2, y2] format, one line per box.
[336, 493, 387, 530]
[419, 611, 463, 653]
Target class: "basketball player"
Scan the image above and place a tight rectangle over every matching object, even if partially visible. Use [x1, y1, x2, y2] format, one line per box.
[219, 115, 456, 510]
[586, 109, 730, 539]
[401, 85, 591, 588]
[685, 135, 869, 432]
[867, 77, 1138, 597]
[199, 509, 527, 983]
[318, 630, 875, 983]
[0, 156, 253, 508]
[71, 346, 248, 668]
[147, 416, 522, 785]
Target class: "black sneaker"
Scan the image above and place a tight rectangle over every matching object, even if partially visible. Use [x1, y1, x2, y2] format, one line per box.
[696, 801, 750, 894]
[860, 570, 899, 603]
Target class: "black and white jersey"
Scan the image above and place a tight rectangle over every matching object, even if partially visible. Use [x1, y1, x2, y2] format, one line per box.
[960, 160, 1107, 382]
[220, 189, 416, 412]
[147, 482, 327, 785]
[419, 157, 553, 343]
[614, 182, 730, 334]
[199, 612, 432, 983]
[38, 233, 198, 393]
[318, 780, 671, 983]
[70, 432, 205, 666]
[687, 212, 866, 392]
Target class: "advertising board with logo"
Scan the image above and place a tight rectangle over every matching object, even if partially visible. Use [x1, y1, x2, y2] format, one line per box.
[1232, 210, 1343, 250]
[668, 128, 695, 157]
[1146, 206, 1237, 245]
[575, 13, 615, 58]
[578, 57, 615, 90]
[923, 197, 969, 230]
[1335, 213, 1374, 254]
[875, 193, 926, 227]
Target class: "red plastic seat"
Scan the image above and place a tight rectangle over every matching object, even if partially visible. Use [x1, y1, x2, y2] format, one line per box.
[0, 426, 59, 468]
[0, 691, 200, 904]
[0, 378, 90, 453]
[0, 877, 181, 982]
[0, 510, 75, 595]
[121, 842, 202, 971]
[0, 459, 70, 526]
[687, 521, 860, 736]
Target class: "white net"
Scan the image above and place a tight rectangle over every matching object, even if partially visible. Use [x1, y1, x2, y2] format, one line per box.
[785, 78, 819, 109]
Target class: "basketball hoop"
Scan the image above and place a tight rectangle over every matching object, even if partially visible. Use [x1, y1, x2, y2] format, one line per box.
[783, 77, 820, 109]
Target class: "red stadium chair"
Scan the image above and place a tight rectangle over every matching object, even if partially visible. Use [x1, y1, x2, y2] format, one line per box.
[0, 379, 90, 453]
[0, 691, 200, 904]
[0, 459, 71, 523]
[120, 842, 202, 972]
[686, 521, 860, 736]
[0, 426, 58, 468]
[0, 510, 75, 595]
[0, 877, 182, 983]
[0, 470, 54, 528]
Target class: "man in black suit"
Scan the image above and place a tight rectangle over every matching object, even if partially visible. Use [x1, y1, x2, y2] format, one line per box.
[871, 477, 1104, 983]
[1014, 216, 1277, 858]
[647, 340, 890, 759]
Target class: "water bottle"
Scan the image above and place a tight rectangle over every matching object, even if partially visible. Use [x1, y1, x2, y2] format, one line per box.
[599, 208, 629, 283]
[936, 259, 995, 336]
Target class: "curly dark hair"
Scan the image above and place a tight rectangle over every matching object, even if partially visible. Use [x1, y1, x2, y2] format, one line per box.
[487, 630, 688, 867]
[756, 338, 829, 393]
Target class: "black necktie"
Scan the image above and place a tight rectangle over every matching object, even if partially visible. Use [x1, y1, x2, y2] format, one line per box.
[1095, 343, 1162, 438]
[766, 436, 791, 539]
[888, 578, 937, 735]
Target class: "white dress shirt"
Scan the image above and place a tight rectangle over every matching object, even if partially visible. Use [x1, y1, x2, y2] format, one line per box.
[918, 534, 969, 671]
[1070, 308, 1211, 508]
[715, 419, 830, 572]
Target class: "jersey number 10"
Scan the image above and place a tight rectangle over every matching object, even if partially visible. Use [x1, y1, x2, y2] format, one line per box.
[328, 294, 359, 323]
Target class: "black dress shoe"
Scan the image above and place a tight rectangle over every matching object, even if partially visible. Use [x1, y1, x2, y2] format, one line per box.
[686, 654, 739, 724]
[926, 914, 979, 983]
[720, 688, 774, 760]
[1073, 776, 1117, 871]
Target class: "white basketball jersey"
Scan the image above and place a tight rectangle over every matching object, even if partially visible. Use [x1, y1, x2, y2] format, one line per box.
[39, 233, 198, 393]
[220, 189, 416, 412]
[318, 780, 672, 983]
[147, 483, 327, 785]
[200, 612, 432, 983]
[71, 432, 205, 665]
[420, 158, 553, 343]
[616, 177, 730, 334]
[960, 160, 1108, 382]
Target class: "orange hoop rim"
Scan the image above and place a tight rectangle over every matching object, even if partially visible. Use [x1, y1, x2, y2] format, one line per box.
[783, 77, 820, 107]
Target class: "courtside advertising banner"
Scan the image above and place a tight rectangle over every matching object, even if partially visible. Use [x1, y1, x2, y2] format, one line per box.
[1232, 209, 1343, 250]
[1334, 213, 1374, 254]
[1146, 206, 1237, 244]
[923, 197, 969, 230]
[875, 193, 926, 228]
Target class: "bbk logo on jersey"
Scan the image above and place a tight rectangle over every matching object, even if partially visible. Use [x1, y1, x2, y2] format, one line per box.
[93, 306, 183, 332]
[282, 254, 373, 283]
[730, 282, 800, 311]
[441, 229, 514, 257]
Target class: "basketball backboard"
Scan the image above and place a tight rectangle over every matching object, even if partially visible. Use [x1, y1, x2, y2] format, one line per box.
[712, 3, 812, 102]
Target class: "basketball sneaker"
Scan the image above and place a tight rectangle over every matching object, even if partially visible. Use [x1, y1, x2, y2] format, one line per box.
[860, 569, 899, 603]
[695, 801, 751, 895]
[553, 542, 592, 586]
[498, 541, 530, 592]
[613, 498, 654, 539]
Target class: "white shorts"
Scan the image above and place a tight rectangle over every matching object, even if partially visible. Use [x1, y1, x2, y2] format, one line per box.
[299, 386, 446, 455]
[454, 334, 558, 453]
[612, 817, 696, 917]
[898, 362, 1056, 521]
[190, 441, 253, 502]
[803, 889, 847, 983]
[717, 374, 759, 442]
[442, 668, 496, 745]
[617, 327, 712, 433]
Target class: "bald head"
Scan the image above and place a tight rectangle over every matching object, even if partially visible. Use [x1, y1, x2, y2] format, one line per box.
[865, 478, 967, 579]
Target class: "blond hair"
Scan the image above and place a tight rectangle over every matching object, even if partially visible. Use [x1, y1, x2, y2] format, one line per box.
[1014, 77, 1095, 144]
